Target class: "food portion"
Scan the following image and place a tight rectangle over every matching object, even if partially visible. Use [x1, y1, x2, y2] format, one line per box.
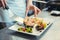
[23, 17, 35, 28]
[23, 17, 47, 30]
[18, 26, 32, 33]
[18, 17, 47, 33]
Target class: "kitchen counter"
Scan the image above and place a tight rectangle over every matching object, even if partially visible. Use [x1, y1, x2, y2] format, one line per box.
[0, 11, 60, 40]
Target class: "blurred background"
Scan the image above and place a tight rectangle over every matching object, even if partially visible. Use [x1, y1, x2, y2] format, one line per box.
[33, 0, 60, 11]
[28, 0, 60, 16]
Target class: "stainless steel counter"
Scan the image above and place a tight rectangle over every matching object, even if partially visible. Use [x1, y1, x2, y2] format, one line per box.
[0, 11, 60, 40]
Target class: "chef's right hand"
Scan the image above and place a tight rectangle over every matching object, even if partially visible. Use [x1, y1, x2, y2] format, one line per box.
[0, 0, 6, 8]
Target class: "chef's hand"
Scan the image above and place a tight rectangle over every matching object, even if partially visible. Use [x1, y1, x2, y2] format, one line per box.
[0, 0, 6, 8]
[26, 4, 41, 17]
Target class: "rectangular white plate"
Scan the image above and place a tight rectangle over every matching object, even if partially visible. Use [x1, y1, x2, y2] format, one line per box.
[8, 17, 54, 36]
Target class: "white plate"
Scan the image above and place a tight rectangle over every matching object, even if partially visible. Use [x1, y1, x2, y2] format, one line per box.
[9, 17, 54, 36]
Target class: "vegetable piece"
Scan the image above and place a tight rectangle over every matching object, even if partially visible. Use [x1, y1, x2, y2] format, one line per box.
[26, 27, 32, 33]
[36, 26, 44, 31]
[18, 27, 23, 31]
[42, 21, 47, 28]
[22, 28, 26, 32]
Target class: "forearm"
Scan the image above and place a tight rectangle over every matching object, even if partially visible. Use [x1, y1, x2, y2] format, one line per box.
[27, 0, 32, 6]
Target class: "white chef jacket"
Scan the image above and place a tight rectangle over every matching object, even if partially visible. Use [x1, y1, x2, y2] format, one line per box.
[0, 0, 26, 22]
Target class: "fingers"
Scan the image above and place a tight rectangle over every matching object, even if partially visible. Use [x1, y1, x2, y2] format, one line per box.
[34, 6, 37, 17]
[0, 0, 6, 8]
[26, 7, 29, 17]
[34, 6, 41, 17]
[37, 7, 41, 14]
[0, 1, 2, 7]
[26, 5, 41, 17]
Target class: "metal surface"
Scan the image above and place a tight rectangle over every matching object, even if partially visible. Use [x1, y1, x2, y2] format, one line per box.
[0, 11, 60, 40]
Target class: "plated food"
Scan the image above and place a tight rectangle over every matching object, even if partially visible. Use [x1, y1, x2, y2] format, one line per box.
[9, 17, 53, 36]
[18, 17, 47, 33]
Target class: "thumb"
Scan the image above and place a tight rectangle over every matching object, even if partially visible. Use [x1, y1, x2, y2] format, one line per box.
[26, 7, 29, 17]
[34, 7, 37, 17]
